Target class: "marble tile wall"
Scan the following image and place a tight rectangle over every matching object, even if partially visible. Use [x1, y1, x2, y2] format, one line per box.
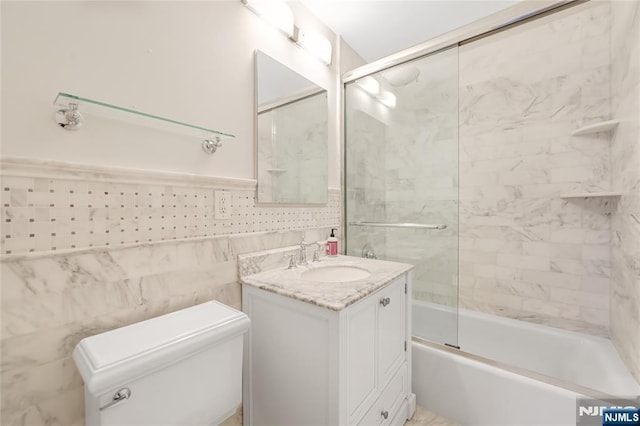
[278, 93, 328, 203]
[257, 92, 328, 203]
[345, 1, 616, 337]
[383, 48, 459, 307]
[237, 230, 331, 279]
[344, 101, 388, 260]
[257, 112, 276, 202]
[610, 0, 640, 383]
[458, 1, 613, 335]
[0, 158, 340, 425]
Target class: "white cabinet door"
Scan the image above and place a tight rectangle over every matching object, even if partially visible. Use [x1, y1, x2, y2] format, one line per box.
[377, 277, 406, 386]
[347, 275, 407, 424]
[346, 292, 378, 423]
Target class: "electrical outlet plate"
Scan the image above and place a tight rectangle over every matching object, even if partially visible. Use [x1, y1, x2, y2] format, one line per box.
[214, 191, 232, 219]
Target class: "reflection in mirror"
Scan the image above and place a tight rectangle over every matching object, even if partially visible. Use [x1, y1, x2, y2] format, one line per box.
[256, 50, 328, 204]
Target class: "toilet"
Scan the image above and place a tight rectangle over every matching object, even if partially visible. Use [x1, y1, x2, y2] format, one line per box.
[73, 300, 250, 426]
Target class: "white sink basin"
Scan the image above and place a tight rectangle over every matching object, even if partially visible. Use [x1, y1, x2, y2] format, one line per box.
[301, 265, 371, 282]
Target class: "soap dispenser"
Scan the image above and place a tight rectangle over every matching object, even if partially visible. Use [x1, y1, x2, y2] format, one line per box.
[327, 228, 338, 257]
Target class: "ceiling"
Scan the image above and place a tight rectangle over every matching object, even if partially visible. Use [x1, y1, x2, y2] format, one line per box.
[300, 0, 521, 63]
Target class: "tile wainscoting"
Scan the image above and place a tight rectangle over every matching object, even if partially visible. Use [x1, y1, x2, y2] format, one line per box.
[0, 158, 340, 426]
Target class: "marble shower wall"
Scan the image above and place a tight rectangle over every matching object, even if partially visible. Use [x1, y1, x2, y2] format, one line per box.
[610, 0, 640, 383]
[383, 48, 459, 307]
[344, 1, 614, 334]
[257, 92, 328, 203]
[345, 97, 388, 260]
[458, 1, 614, 335]
[0, 159, 340, 425]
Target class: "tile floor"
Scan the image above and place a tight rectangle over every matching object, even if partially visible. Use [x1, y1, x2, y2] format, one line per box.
[405, 405, 459, 425]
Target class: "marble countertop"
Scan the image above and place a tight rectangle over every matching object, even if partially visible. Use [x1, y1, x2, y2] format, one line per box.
[240, 255, 413, 311]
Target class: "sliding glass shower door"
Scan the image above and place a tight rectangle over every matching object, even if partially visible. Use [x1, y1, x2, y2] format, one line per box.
[345, 47, 460, 347]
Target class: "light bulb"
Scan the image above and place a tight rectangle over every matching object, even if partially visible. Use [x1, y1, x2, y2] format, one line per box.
[297, 29, 332, 65]
[242, 0, 295, 38]
[378, 91, 397, 108]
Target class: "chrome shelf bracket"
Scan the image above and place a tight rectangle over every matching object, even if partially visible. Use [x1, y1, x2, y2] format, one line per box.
[202, 136, 223, 154]
[55, 102, 83, 130]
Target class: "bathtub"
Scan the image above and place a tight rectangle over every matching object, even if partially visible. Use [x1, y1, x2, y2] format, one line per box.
[411, 301, 640, 426]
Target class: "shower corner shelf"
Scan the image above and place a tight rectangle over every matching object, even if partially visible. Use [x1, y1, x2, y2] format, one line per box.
[571, 119, 619, 136]
[53, 92, 235, 154]
[560, 191, 621, 199]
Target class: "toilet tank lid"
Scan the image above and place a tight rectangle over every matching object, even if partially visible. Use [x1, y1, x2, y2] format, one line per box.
[73, 301, 250, 394]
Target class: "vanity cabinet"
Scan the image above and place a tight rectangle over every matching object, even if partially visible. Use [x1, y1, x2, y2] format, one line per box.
[242, 272, 413, 426]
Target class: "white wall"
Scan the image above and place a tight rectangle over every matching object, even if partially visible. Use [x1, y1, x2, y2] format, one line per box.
[1, 0, 340, 187]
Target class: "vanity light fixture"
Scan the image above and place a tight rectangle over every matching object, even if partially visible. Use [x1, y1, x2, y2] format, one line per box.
[241, 0, 295, 38]
[295, 28, 332, 65]
[377, 91, 397, 108]
[357, 76, 380, 96]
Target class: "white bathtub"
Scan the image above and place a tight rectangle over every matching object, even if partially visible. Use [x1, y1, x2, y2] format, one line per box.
[412, 301, 640, 426]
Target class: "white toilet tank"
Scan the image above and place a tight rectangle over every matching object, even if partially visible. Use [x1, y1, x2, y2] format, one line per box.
[73, 301, 250, 426]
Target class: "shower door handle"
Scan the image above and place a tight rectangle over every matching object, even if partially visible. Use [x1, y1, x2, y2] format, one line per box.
[349, 221, 447, 230]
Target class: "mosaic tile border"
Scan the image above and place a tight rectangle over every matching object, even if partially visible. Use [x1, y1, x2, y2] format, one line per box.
[0, 158, 341, 257]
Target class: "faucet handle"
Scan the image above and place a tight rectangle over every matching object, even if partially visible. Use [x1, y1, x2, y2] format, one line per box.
[284, 253, 297, 269]
[313, 241, 326, 262]
[312, 244, 321, 262]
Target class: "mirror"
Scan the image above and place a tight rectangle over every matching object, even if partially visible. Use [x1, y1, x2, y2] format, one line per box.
[255, 50, 328, 204]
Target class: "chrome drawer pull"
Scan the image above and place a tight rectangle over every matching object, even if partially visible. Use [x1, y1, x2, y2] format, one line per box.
[379, 297, 391, 307]
[381, 410, 389, 419]
[100, 388, 131, 411]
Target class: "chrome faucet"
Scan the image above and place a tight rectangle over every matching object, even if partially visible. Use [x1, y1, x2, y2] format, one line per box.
[299, 236, 325, 265]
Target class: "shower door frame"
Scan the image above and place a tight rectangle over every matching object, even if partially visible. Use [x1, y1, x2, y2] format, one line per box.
[341, 0, 586, 331]
[341, 0, 584, 85]
[341, 0, 586, 255]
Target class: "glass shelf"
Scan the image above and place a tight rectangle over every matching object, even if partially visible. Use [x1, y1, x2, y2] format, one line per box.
[54, 92, 235, 140]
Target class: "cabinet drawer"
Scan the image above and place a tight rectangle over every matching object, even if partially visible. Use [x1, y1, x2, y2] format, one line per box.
[357, 363, 407, 426]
